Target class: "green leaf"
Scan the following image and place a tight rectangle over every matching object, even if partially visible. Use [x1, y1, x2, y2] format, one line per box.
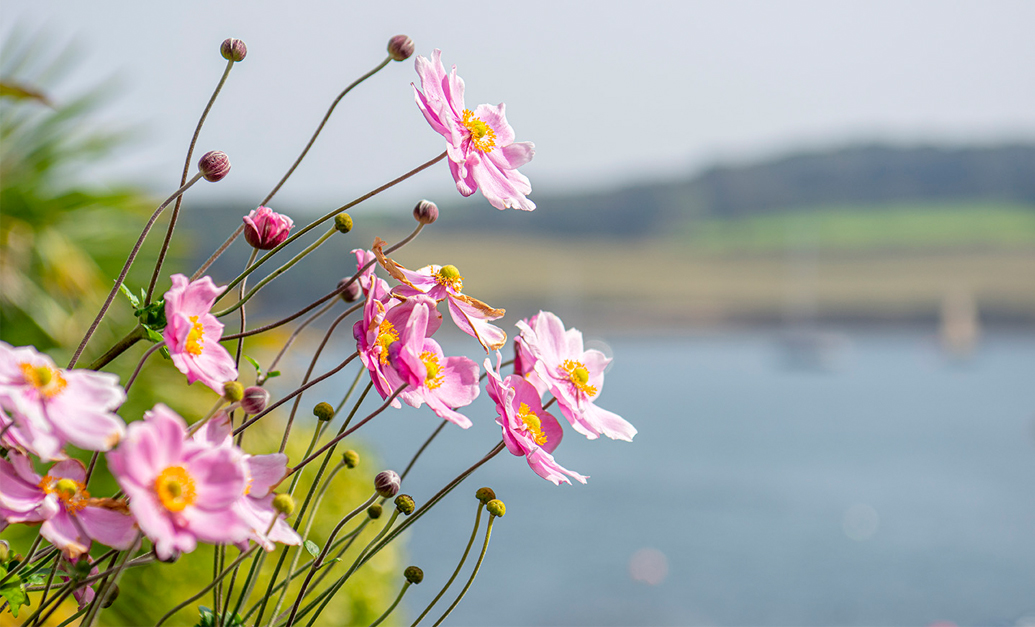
[143, 326, 164, 344]
[304, 540, 319, 557]
[195, 605, 215, 627]
[0, 566, 29, 618]
[118, 282, 141, 309]
[266, 370, 281, 379]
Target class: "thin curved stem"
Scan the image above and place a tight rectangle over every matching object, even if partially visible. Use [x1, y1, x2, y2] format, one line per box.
[431, 515, 498, 627]
[192, 224, 243, 281]
[123, 340, 165, 394]
[145, 57, 236, 306]
[87, 324, 146, 370]
[154, 545, 259, 627]
[401, 421, 447, 481]
[262, 299, 337, 383]
[411, 504, 483, 626]
[235, 248, 259, 371]
[222, 296, 361, 343]
[68, 173, 203, 368]
[370, 581, 411, 627]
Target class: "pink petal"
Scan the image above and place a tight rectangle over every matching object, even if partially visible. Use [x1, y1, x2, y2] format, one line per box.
[76, 506, 137, 550]
[245, 454, 288, 498]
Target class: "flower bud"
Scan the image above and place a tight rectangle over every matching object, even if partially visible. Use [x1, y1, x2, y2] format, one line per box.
[367, 503, 383, 519]
[404, 565, 424, 584]
[223, 381, 244, 403]
[313, 402, 335, 422]
[241, 386, 270, 415]
[244, 206, 294, 250]
[374, 470, 401, 498]
[475, 487, 496, 504]
[272, 493, 295, 517]
[486, 499, 506, 518]
[198, 151, 231, 182]
[73, 559, 93, 578]
[0, 540, 9, 562]
[334, 213, 353, 234]
[337, 277, 362, 303]
[342, 450, 360, 469]
[220, 38, 248, 62]
[387, 35, 415, 62]
[394, 494, 415, 515]
[101, 583, 120, 608]
[413, 199, 439, 225]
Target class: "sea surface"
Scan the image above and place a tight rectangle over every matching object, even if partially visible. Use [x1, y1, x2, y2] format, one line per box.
[316, 330, 1035, 627]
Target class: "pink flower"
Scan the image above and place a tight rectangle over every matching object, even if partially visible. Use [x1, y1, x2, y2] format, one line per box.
[0, 452, 136, 559]
[484, 354, 586, 485]
[163, 274, 238, 394]
[0, 342, 126, 461]
[243, 206, 294, 250]
[387, 298, 480, 428]
[413, 49, 536, 211]
[516, 312, 636, 442]
[106, 404, 250, 560]
[373, 238, 507, 352]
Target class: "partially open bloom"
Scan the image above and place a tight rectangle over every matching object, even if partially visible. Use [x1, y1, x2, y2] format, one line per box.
[484, 354, 586, 485]
[106, 404, 250, 560]
[516, 312, 636, 442]
[0, 453, 136, 559]
[163, 274, 238, 393]
[243, 206, 294, 250]
[413, 49, 536, 211]
[373, 238, 507, 352]
[387, 298, 480, 428]
[0, 342, 126, 461]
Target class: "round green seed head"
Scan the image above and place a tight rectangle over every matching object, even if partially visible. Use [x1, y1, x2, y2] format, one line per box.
[404, 565, 424, 584]
[334, 213, 353, 233]
[272, 493, 295, 516]
[222, 380, 244, 403]
[342, 450, 360, 469]
[475, 487, 496, 504]
[367, 503, 383, 519]
[394, 494, 415, 515]
[486, 499, 506, 518]
[313, 402, 334, 421]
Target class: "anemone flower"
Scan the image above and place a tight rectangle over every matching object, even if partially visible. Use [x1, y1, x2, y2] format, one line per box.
[163, 274, 238, 394]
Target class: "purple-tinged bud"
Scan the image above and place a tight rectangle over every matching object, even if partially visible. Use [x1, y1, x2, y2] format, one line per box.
[240, 386, 270, 415]
[198, 151, 231, 182]
[221, 38, 248, 62]
[374, 470, 401, 498]
[475, 487, 495, 504]
[337, 277, 362, 303]
[486, 499, 506, 518]
[387, 35, 414, 62]
[244, 206, 294, 250]
[313, 402, 334, 422]
[272, 493, 295, 516]
[222, 381, 244, 403]
[367, 503, 383, 519]
[334, 212, 353, 234]
[404, 565, 423, 584]
[394, 494, 415, 515]
[342, 450, 360, 469]
[413, 199, 439, 225]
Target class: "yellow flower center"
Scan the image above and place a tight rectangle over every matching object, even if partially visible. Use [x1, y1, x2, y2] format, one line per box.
[20, 363, 67, 399]
[39, 475, 90, 513]
[560, 359, 597, 397]
[185, 315, 205, 356]
[435, 265, 463, 292]
[461, 109, 496, 153]
[375, 320, 399, 365]
[154, 466, 197, 512]
[420, 351, 444, 390]
[516, 402, 548, 446]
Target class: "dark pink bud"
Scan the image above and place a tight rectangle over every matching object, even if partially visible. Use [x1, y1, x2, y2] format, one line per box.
[243, 206, 294, 250]
[413, 199, 438, 224]
[374, 470, 401, 497]
[240, 386, 270, 415]
[337, 277, 362, 303]
[198, 151, 231, 182]
[220, 38, 248, 62]
[387, 35, 414, 62]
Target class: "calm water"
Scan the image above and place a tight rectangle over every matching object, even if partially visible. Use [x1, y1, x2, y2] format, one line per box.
[325, 331, 1035, 626]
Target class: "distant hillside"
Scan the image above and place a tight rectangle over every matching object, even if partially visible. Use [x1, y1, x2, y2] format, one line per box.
[427, 144, 1035, 237]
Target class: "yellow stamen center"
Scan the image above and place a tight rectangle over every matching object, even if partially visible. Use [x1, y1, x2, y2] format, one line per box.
[420, 351, 444, 389]
[435, 265, 463, 292]
[516, 402, 548, 446]
[560, 359, 597, 397]
[375, 320, 399, 365]
[154, 466, 197, 512]
[39, 475, 90, 513]
[20, 363, 67, 399]
[185, 315, 205, 356]
[461, 109, 496, 153]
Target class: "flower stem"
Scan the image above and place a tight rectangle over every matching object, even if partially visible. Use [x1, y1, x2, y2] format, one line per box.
[145, 58, 236, 306]
[411, 503, 483, 626]
[369, 581, 411, 627]
[68, 173, 203, 368]
[431, 514, 499, 627]
[87, 323, 147, 370]
[261, 299, 337, 384]
[154, 545, 259, 627]
[122, 340, 166, 394]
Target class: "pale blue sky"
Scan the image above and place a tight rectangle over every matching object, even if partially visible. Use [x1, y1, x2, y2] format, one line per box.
[3, 1, 1034, 211]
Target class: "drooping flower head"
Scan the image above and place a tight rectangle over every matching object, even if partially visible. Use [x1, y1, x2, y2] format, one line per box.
[0, 342, 126, 461]
[0, 452, 136, 559]
[106, 404, 250, 560]
[484, 353, 586, 485]
[163, 274, 238, 394]
[413, 49, 536, 211]
[243, 206, 294, 250]
[373, 238, 507, 352]
[516, 312, 636, 442]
